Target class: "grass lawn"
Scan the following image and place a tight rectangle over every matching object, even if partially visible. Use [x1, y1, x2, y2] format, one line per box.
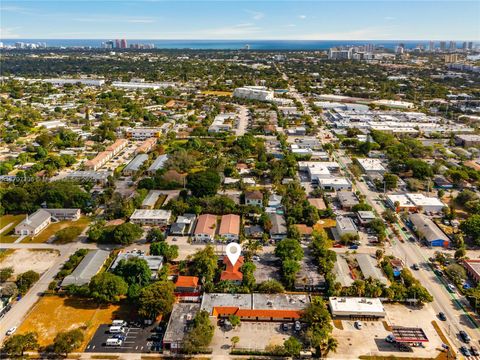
[0, 249, 15, 261]
[21, 216, 91, 244]
[18, 296, 133, 349]
[0, 214, 26, 243]
[313, 218, 336, 232]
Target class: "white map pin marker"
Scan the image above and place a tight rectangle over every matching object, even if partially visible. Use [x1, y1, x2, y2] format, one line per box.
[226, 242, 242, 266]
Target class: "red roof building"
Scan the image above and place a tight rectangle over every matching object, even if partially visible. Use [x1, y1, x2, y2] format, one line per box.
[220, 255, 244, 282]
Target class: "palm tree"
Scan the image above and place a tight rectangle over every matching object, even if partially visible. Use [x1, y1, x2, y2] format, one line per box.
[322, 336, 338, 357]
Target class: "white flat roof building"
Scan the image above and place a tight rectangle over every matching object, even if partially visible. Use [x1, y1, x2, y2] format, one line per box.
[386, 193, 445, 213]
[318, 177, 352, 191]
[329, 297, 386, 318]
[356, 158, 386, 173]
[130, 209, 172, 226]
[233, 86, 274, 102]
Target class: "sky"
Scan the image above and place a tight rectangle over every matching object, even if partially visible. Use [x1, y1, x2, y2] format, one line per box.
[1, 0, 479, 40]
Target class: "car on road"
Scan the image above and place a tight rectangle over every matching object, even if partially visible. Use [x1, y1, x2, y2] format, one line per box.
[438, 312, 447, 321]
[354, 321, 362, 329]
[447, 284, 456, 292]
[252, 256, 260, 261]
[412, 264, 420, 270]
[349, 244, 359, 250]
[408, 236, 415, 242]
[460, 346, 471, 356]
[471, 346, 479, 356]
[6, 327, 17, 336]
[460, 330, 471, 343]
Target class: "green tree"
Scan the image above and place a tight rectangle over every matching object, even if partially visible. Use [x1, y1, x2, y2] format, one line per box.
[257, 279, 285, 293]
[182, 310, 215, 354]
[445, 264, 467, 285]
[186, 170, 221, 197]
[228, 314, 241, 328]
[190, 245, 218, 284]
[0, 267, 14, 282]
[283, 336, 302, 357]
[89, 272, 127, 303]
[460, 214, 480, 245]
[150, 241, 179, 261]
[16, 270, 40, 295]
[137, 281, 175, 319]
[1, 332, 38, 358]
[111, 222, 143, 245]
[113, 257, 152, 287]
[275, 238, 303, 261]
[146, 228, 165, 242]
[282, 259, 300, 289]
[383, 173, 398, 190]
[53, 328, 84, 357]
[231, 336, 240, 349]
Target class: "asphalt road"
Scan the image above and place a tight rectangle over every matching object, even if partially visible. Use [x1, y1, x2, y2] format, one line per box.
[282, 70, 480, 350]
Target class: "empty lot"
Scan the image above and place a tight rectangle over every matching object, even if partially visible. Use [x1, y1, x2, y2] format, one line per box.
[0, 249, 59, 275]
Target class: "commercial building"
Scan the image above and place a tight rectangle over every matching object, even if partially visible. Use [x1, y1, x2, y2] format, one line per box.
[336, 216, 358, 238]
[337, 191, 360, 210]
[111, 81, 175, 90]
[65, 170, 112, 184]
[218, 214, 240, 242]
[357, 211, 376, 225]
[15, 209, 51, 237]
[130, 209, 172, 226]
[208, 113, 236, 133]
[408, 213, 450, 247]
[141, 190, 163, 209]
[386, 193, 446, 213]
[42, 78, 105, 87]
[201, 293, 310, 322]
[233, 86, 274, 102]
[463, 259, 480, 284]
[123, 154, 149, 175]
[44, 208, 81, 221]
[193, 214, 217, 242]
[162, 303, 201, 352]
[356, 158, 386, 174]
[329, 297, 386, 318]
[61, 250, 110, 287]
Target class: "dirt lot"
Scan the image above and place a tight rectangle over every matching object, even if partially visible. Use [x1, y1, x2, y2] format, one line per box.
[0, 249, 59, 275]
[331, 303, 443, 359]
[18, 296, 131, 349]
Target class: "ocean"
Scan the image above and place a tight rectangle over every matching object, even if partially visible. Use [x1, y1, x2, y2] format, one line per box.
[0, 39, 460, 50]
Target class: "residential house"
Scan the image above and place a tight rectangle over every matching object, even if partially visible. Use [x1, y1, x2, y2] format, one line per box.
[193, 214, 217, 242]
[245, 190, 263, 207]
[218, 214, 240, 242]
[130, 209, 172, 226]
[220, 256, 244, 283]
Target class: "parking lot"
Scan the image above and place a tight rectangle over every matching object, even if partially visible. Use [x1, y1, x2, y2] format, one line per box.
[85, 323, 163, 353]
[331, 303, 444, 359]
[252, 251, 281, 283]
[211, 321, 302, 356]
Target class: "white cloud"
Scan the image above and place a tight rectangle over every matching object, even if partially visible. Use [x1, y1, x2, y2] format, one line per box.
[0, 27, 21, 38]
[246, 10, 264, 21]
[298, 15, 307, 20]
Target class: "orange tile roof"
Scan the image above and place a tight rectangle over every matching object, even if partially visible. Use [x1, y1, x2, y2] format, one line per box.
[194, 214, 217, 236]
[175, 276, 199, 288]
[219, 214, 240, 236]
[294, 224, 313, 235]
[220, 255, 244, 281]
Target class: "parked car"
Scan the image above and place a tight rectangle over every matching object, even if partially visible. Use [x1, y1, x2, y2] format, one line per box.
[6, 327, 16, 336]
[349, 244, 359, 250]
[408, 236, 415, 242]
[447, 284, 456, 292]
[252, 256, 260, 261]
[354, 321, 362, 329]
[460, 346, 471, 356]
[294, 321, 301, 331]
[412, 264, 420, 270]
[470, 346, 479, 356]
[385, 334, 395, 343]
[282, 323, 289, 331]
[460, 330, 471, 343]
[438, 312, 447, 321]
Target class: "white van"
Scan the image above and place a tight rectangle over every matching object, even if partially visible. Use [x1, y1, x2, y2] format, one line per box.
[112, 320, 127, 327]
[106, 338, 122, 347]
[109, 326, 125, 334]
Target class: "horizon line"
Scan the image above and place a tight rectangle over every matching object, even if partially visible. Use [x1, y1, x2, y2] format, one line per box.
[3, 38, 480, 42]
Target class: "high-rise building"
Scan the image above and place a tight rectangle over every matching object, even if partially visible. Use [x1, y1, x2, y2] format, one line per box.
[462, 41, 468, 50]
[395, 43, 405, 54]
[120, 39, 127, 49]
[449, 41, 456, 51]
[440, 41, 446, 51]
[115, 39, 121, 48]
[428, 41, 435, 52]
[468, 42, 473, 50]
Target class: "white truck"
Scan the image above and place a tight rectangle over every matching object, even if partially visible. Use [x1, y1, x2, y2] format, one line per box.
[106, 338, 123, 347]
